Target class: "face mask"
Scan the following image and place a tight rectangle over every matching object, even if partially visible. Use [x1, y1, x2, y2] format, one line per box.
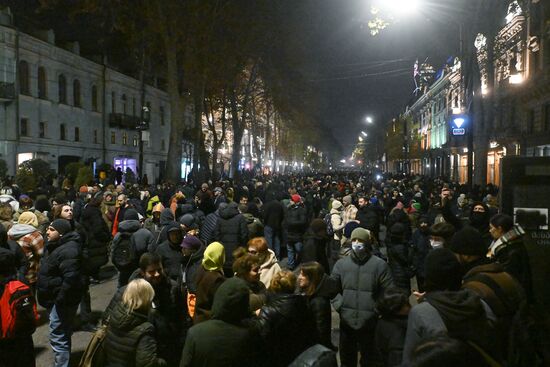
[430, 239, 443, 249]
[471, 212, 486, 224]
[351, 242, 368, 260]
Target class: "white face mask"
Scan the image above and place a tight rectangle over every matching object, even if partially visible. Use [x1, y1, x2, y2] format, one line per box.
[351, 242, 368, 259]
[430, 239, 443, 249]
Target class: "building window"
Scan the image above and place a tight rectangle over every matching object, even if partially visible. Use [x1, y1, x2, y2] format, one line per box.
[19, 60, 30, 95]
[111, 91, 116, 113]
[38, 67, 47, 99]
[74, 127, 80, 142]
[111, 131, 116, 144]
[133, 135, 138, 147]
[91, 85, 98, 111]
[122, 94, 127, 115]
[528, 110, 535, 134]
[58, 74, 67, 104]
[161, 139, 165, 151]
[60, 123, 66, 140]
[39, 121, 46, 138]
[545, 104, 550, 132]
[132, 97, 136, 116]
[20, 118, 29, 137]
[93, 129, 98, 144]
[160, 106, 165, 126]
[73, 79, 81, 107]
[122, 132, 128, 145]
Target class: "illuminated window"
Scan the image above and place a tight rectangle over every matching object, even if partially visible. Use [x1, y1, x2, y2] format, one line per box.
[111, 131, 116, 144]
[122, 132, 128, 145]
[133, 135, 138, 147]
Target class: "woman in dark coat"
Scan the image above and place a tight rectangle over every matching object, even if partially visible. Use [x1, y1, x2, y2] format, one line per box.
[256, 270, 317, 367]
[80, 196, 111, 280]
[193, 242, 226, 324]
[301, 219, 330, 274]
[386, 223, 412, 293]
[232, 248, 266, 312]
[103, 279, 166, 367]
[298, 262, 337, 350]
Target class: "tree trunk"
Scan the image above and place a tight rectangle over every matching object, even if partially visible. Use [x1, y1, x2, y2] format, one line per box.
[164, 44, 186, 182]
[230, 89, 244, 179]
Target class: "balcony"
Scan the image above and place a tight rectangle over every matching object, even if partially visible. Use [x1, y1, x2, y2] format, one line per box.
[109, 113, 147, 130]
[0, 81, 15, 102]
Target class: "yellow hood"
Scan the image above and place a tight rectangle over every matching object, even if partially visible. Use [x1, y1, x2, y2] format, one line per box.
[202, 242, 225, 271]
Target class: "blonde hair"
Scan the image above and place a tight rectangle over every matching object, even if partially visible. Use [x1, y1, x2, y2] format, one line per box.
[269, 270, 296, 294]
[122, 279, 155, 313]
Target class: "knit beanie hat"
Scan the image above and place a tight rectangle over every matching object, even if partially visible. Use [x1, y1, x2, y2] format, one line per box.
[424, 248, 462, 292]
[202, 242, 225, 271]
[331, 200, 343, 210]
[123, 208, 140, 221]
[181, 235, 202, 250]
[50, 219, 72, 236]
[369, 197, 378, 205]
[343, 195, 352, 205]
[449, 227, 487, 257]
[344, 221, 360, 239]
[19, 211, 38, 228]
[179, 214, 198, 229]
[291, 194, 301, 203]
[350, 228, 372, 244]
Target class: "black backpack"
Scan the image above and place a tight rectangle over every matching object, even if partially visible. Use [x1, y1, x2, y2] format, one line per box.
[111, 232, 135, 269]
[324, 213, 336, 237]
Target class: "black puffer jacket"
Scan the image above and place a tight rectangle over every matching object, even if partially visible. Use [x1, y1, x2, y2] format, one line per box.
[81, 204, 111, 271]
[308, 275, 338, 350]
[37, 231, 85, 308]
[151, 209, 178, 252]
[0, 224, 28, 281]
[356, 205, 380, 236]
[213, 203, 248, 266]
[263, 200, 285, 232]
[103, 302, 166, 367]
[155, 240, 184, 283]
[302, 229, 330, 274]
[257, 293, 318, 367]
[285, 203, 308, 242]
[386, 239, 411, 292]
[200, 211, 220, 245]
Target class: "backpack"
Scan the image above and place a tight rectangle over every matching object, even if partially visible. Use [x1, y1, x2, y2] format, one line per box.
[324, 213, 336, 237]
[79, 321, 108, 367]
[111, 232, 136, 269]
[0, 280, 38, 339]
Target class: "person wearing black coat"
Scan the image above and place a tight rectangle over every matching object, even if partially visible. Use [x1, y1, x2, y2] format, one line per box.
[356, 197, 381, 240]
[256, 270, 317, 367]
[262, 198, 285, 259]
[199, 203, 226, 245]
[302, 219, 330, 274]
[37, 219, 85, 367]
[212, 202, 248, 276]
[102, 279, 167, 367]
[151, 208, 179, 252]
[155, 224, 184, 283]
[410, 216, 431, 292]
[0, 223, 28, 282]
[298, 262, 338, 350]
[386, 223, 412, 293]
[80, 196, 111, 280]
[285, 196, 308, 270]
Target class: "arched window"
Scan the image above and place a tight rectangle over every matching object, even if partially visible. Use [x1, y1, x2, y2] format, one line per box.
[38, 67, 47, 99]
[19, 60, 30, 95]
[73, 79, 81, 107]
[58, 74, 67, 104]
[91, 85, 98, 111]
[60, 123, 66, 140]
[74, 127, 80, 142]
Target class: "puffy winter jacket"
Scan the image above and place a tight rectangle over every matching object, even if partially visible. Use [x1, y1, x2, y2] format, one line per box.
[302, 229, 330, 274]
[386, 240, 412, 291]
[200, 211, 220, 245]
[155, 240, 184, 283]
[331, 252, 393, 329]
[103, 302, 166, 367]
[37, 231, 85, 308]
[285, 203, 308, 242]
[81, 204, 111, 272]
[308, 275, 339, 349]
[213, 203, 248, 267]
[257, 293, 318, 367]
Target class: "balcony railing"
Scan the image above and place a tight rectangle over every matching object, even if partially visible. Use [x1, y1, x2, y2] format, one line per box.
[0, 82, 15, 101]
[109, 113, 147, 130]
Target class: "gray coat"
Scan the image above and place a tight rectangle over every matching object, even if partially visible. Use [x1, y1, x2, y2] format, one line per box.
[331, 253, 393, 330]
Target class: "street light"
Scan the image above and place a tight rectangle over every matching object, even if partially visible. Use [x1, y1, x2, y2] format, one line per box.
[366, 116, 373, 124]
[358, 136, 364, 142]
[374, 0, 420, 16]
[361, 131, 368, 137]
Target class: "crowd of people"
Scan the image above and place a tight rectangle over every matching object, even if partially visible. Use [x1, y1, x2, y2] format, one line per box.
[0, 172, 547, 367]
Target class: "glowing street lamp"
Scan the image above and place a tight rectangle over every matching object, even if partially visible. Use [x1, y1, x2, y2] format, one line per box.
[365, 116, 373, 124]
[361, 131, 368, 137]
[358, 136, 364, 142]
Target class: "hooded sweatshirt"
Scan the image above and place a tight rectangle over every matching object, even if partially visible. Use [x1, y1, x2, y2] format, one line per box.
[8, 223, 44, 283]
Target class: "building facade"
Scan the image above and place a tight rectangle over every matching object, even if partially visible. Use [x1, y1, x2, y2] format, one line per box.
[0, 9, 192, 180]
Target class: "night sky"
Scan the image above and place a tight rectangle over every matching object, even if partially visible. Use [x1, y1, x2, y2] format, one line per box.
[299, 0, 461, 157]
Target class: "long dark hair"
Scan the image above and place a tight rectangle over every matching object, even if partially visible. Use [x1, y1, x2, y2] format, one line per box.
[300, 261, 324, 296]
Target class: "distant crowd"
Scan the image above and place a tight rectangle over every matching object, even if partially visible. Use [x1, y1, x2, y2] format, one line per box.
[0, 172, 547, 367]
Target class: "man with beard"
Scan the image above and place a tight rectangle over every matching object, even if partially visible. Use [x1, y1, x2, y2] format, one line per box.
[104, 252, 185, 366]
[331, 227, 393, 367]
